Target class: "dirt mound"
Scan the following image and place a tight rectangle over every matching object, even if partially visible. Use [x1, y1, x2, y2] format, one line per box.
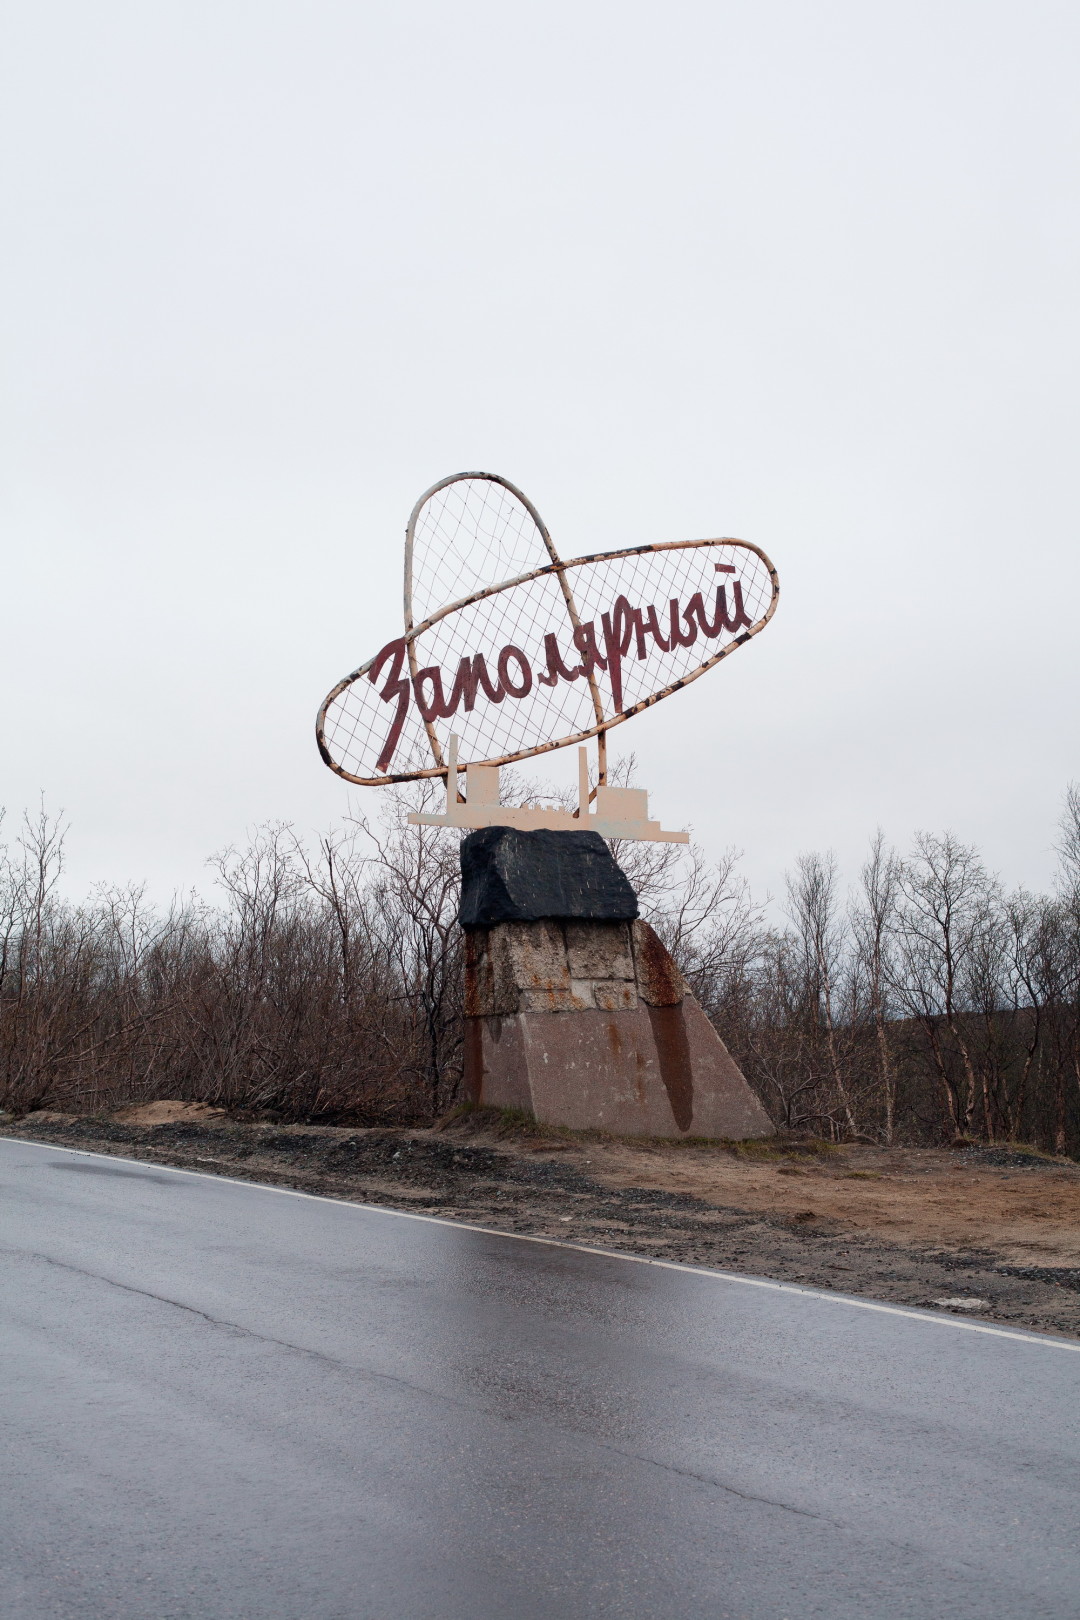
[112, 1100, 226, 1126]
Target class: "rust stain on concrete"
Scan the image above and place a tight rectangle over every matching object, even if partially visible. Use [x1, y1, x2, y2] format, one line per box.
[633, 921, 684, 1007]
[463, 1018, 485, 1103]
[645, 1003, 694, 1131]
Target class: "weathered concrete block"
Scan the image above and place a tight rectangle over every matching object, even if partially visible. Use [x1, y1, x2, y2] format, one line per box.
[564, 920, 635, 981]
[584, 979, 638, 1012]
[463, 913, 773, 1139]
[470, 1001, 770, 1138]
[499, 919, 570, 998]
[459, 829, 769, 1137]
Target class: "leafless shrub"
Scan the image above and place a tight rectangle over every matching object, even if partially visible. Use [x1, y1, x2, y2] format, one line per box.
[0, 778, 1078, 1154]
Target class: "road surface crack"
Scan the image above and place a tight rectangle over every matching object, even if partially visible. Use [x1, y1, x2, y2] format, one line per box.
[6, 1243, 853, 1531]
[0, 1244, 484, 1411]
[582, 1434, 846, 1524]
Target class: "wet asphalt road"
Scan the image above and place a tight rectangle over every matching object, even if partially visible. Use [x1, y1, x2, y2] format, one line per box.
[2, 1138, 1079, 1620]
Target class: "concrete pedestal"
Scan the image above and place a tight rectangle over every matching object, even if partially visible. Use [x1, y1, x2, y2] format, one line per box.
[462, 916, 773, 1140]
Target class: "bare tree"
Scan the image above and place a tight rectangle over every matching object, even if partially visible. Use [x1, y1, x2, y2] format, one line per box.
[350, 781, 465, 1116]
[785, 851, 859, 1137]
[890, 832, 994, 1137]
[851, 831, 900, 1143]
[1057, 783, 1080, 896]
[997, 890, 1051, 1143]
[1, 785, 1079, 1155]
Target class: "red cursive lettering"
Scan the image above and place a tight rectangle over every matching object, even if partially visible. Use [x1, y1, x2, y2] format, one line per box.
[369, 638, 412, 773]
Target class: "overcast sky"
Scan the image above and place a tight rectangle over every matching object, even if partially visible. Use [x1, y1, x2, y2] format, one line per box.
[2, 0, 1078, 908]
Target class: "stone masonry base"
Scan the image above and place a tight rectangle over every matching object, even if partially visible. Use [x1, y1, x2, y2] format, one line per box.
[463, 918, 773, 1140]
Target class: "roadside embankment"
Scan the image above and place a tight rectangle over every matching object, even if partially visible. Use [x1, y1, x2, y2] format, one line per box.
[5, 1102, 1079, 1339]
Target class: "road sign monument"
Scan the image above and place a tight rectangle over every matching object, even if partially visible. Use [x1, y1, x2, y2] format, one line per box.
[316, 474, 778, 1137]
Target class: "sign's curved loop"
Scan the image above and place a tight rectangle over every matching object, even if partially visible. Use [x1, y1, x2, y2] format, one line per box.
[404, 472, 560, 632]
[317, 536, 779, 787]
[403, 472, 607, 774]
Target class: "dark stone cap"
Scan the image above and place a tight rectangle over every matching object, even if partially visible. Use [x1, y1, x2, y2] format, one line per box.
[459, 827, 639, 928]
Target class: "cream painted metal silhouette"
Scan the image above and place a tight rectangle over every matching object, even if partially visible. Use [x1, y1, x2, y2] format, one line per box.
[407, 740, 689, 844]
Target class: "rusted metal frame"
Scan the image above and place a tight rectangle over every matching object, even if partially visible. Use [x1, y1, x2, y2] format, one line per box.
[315, 539, 779, 786]
[331, 534, 774, 678]
[402, 472, 565, 784]
[446, 475, 609, 790]
[410, 535, 775, 636]
[551, 568, 607, 791]
[318, 616, 773, 786]
[403, 472, 562, 628]
[316, 538, 779, 777]
[401, 475, 498, 775]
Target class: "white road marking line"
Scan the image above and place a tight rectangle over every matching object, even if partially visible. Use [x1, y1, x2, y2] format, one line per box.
[5, 1134, 1080, 1354]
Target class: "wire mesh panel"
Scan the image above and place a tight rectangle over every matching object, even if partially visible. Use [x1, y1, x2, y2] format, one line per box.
[564, 543, 776, 718]
[405, 473, 557, 630]
[318, 534, 779, 785]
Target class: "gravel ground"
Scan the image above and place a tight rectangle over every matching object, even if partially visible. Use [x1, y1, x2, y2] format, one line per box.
[5, 1108, 1079, 1340]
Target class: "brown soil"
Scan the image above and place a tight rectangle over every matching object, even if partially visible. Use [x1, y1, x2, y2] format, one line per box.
[5, 1106, 1079, 1339]
[112, 1100, 227, 1126]
[589, 1138, 1080, 1266]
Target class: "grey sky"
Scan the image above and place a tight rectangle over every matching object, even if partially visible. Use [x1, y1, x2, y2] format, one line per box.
[2, 0, 1077, 906]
